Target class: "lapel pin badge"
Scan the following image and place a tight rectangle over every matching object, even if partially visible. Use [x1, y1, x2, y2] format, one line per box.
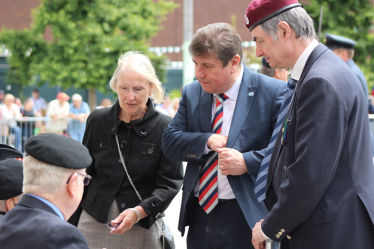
[248, 92, 254, 96]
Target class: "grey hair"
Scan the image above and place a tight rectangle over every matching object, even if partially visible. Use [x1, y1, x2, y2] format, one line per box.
[189, 23, 243, 67]
[23, 156, 77, 194]
[260, 7, 317, 41]
[109, 51, 164, 104]
[71, 93, 82, 101]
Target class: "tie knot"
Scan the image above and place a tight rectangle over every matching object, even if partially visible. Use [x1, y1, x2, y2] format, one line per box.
[287, 78, 297, 90]
[217, 94, 228, 103]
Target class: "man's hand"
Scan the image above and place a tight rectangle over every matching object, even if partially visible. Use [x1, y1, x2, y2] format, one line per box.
[207, 134, 228, 151]
[216, 148, 247, 175]
[252, 220, 267, 249]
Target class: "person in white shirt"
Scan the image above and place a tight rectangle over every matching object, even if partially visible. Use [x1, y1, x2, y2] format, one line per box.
[162, 23, 286, 249]
[0, 94, 22, 151]
[46, 92, 70, 135]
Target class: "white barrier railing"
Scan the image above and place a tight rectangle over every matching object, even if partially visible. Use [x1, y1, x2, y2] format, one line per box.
[0, 116, 86, 152]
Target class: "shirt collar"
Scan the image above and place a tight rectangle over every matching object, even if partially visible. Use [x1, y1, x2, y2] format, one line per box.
[290, 39, 319, 81]
[27, 194, 65, 220]
[214, 63, 243, 101]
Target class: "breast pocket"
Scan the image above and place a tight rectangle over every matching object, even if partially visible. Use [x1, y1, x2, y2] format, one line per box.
[141, 143, 162, 157]
[139, 143, 162, 173]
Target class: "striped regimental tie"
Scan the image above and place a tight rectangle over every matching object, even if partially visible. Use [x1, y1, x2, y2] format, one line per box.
[254, 78, 297, 202]
[199, 93, 228, 214]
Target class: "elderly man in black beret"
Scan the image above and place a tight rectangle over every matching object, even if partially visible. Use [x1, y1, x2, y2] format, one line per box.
[244, 0, 374, 249]
[0, 133, 92, 249]
[0, 144, 24, 219]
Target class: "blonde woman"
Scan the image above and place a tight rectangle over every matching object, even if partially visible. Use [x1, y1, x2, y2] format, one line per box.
[71, 51, 183, 249]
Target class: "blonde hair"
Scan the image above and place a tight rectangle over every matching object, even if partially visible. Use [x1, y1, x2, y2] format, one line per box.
[109, 51, 164, 104]
[23, 156, 77, 194]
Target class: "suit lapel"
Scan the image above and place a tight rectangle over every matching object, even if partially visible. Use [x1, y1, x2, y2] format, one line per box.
[266, 43, 329, 192]
[200, 87, 213, 132]
[227, 67, 257, 148]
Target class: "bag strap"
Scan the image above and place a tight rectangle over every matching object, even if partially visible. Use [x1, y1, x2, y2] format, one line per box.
[116, 133, 166, 249]
[115, 133, 142, 202]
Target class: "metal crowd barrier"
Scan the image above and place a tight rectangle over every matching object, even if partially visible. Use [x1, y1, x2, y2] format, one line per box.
[0, 116, 86, 153]
[2, 115, 374, 154]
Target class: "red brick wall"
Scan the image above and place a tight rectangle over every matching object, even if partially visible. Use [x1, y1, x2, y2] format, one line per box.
[0, 0, 254, 60]
[0, 0, 40, 31]
[151, 0, 254, 61]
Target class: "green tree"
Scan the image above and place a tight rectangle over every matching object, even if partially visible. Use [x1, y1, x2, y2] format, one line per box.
[305, 0, 374, 89]
[0, 0, 177, 107]
[0, 29, 46, 98]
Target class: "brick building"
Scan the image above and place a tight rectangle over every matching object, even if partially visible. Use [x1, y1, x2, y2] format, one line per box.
[0, 0, 260, 100]
[0, 0, 255, 61]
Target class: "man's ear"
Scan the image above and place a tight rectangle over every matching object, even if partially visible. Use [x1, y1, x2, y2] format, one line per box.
[230, 54, 241, 73]
[278, 21, 291, 40]
[5, 197, 17, 211]
[66, 173, 78, 198]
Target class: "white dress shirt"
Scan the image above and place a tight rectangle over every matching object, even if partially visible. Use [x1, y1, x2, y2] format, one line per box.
[194, 64, 244, 199]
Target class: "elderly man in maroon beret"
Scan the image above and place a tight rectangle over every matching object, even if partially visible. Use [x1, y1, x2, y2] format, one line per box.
[244, 0, 374, 249]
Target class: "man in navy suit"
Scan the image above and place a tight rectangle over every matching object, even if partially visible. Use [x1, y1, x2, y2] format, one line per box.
[162, 23, 286, 249]
[245, 1, 374, 249]
[324, 33, 374, 156]
[0, 133, 92, 249]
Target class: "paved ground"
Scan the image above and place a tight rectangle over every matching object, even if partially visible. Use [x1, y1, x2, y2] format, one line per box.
[164, 163, 188, 249]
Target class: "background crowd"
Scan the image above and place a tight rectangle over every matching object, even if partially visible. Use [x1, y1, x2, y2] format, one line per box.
[0, 87, 180, 153]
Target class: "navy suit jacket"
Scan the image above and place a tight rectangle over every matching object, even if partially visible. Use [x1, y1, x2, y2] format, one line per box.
[162, 65, 286, 235]
[263, 44, 374, 248]
[0, 195, 89, 249]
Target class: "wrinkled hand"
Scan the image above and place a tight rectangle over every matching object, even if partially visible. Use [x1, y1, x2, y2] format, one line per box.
[110, 209, 138, 234]
[252, 220, 267, 249]
[207, 134, 228, 151]
[217, 148, 247, 175]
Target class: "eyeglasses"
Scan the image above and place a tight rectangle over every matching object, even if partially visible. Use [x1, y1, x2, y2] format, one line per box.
[66, 172, 92, 186]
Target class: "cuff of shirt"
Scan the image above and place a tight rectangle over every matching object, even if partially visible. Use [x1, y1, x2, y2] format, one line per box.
[204, 143, 211, 154]
[261, 223, 270, 240]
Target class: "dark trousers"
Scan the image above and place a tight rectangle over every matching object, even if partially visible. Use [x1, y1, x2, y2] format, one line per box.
[187, 197, 254, 249]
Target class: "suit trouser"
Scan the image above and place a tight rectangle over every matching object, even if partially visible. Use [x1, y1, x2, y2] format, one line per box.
[187, 196, 254, 249]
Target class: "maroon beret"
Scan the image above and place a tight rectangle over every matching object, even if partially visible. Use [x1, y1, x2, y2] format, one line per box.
[245, 0, 302, 31]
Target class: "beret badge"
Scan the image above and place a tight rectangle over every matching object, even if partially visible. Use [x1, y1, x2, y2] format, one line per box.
[245, 15, 249, 25]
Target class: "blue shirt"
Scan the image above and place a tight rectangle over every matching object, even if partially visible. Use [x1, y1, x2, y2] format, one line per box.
[69, 102, 90, 133]
[27, 194, 64, 220]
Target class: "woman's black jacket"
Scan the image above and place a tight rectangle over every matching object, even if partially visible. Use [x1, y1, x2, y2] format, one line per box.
[70, 99, 183, 229]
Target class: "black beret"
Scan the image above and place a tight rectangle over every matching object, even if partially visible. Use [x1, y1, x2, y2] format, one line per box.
[262, 57, 271, 68]
[0, 159, 23, 200]
[324, 33, 356, 50]
[25, 133, 92, 169]
[0, 144, 23, 161]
